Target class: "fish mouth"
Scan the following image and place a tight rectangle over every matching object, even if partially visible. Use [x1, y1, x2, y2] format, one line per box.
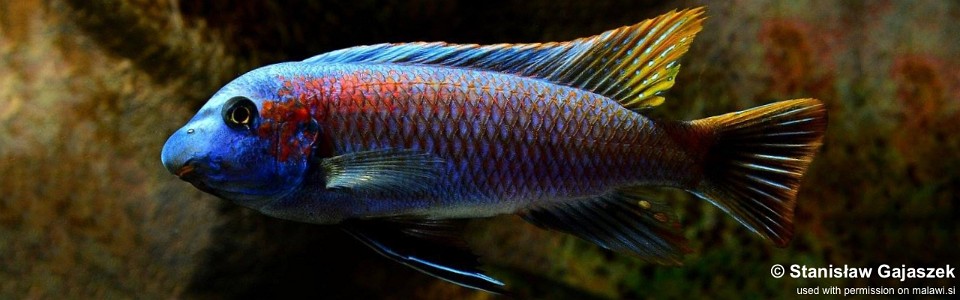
[175, 159, 202, 180]
[174, 159, 215, 193]
[175, 164, 196, 177]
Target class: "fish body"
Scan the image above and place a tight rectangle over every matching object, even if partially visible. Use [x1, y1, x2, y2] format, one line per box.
[161, 7, 826, 293]
[247, 62, 698, 223]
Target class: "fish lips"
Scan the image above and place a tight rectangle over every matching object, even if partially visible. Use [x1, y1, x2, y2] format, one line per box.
[174, 159, 220, 195]
[172, 159, 238, 201]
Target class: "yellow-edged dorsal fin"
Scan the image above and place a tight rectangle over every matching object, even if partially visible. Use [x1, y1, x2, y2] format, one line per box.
[304, 7, 705, 112]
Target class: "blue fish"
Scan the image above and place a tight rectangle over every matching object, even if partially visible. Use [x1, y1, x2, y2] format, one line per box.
[161, 7, 826, 293]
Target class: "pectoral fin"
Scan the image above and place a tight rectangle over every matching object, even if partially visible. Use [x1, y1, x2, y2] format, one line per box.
[320, 149, 445, 196]
[520, 187, 690, 265]
[343, 219, 507, 294]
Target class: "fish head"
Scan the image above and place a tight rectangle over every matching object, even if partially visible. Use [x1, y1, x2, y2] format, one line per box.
[161, 65, 319, 208]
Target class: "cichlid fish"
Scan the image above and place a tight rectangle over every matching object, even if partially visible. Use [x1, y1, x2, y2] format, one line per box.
[161, 7, 826, 293]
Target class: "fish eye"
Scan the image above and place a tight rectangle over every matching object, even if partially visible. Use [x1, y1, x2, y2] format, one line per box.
[223, 96, 258, 130]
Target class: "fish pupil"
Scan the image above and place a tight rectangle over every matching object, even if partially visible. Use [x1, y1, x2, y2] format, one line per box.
[232, 106, 250, 124]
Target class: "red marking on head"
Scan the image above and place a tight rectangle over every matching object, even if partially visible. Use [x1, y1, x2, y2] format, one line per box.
[258, 75, 327, 162]
[261, 69, 424, 161]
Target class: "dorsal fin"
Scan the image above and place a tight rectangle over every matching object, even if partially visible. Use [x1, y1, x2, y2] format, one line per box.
[304, 7, 706, 111]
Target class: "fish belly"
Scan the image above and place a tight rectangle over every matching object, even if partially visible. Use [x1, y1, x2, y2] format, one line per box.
[313, 64, 697, 217]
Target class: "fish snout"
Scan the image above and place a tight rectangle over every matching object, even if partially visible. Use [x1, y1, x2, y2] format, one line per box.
[161, 127, 200, 177]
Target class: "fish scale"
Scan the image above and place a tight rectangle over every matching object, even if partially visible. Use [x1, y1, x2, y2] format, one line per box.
[161, 8, 828, 292]
[279, 63, 690, 216]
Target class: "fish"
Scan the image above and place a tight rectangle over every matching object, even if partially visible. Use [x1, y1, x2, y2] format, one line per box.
[160, 7, 826, 293]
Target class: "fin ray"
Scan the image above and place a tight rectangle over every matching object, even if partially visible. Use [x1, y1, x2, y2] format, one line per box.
[320, 148, 445, 196]
[343, 219, 507, 294]
[690, 99, 827, 246]
[520, 187, 689, 265]
[304, 8, 706, 111]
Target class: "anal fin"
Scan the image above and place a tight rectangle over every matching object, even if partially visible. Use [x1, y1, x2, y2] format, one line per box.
[520, 187, 689, 265]
[343, 219, 507, 294]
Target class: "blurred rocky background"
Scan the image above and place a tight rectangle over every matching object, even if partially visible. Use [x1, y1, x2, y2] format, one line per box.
[1, 0, 957, 298]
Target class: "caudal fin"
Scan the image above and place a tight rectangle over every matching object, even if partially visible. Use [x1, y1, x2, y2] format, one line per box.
[690, 99, 827, 246]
